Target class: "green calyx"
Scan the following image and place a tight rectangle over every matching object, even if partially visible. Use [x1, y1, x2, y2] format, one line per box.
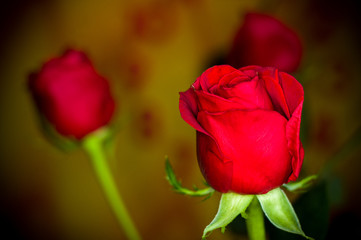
[164, 157, 316, 240]
[38, 114, 79, 151]
[257, 188, 313, 240]
[283, 175, 318, 193]
[203, 187, 314, 240]
[165, 157, 215, 198]
[202, 193, 254, 239]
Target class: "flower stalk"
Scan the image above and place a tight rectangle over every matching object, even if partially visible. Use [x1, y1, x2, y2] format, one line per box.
[82, 130, 141, 240]
[246, 198, 266, 240]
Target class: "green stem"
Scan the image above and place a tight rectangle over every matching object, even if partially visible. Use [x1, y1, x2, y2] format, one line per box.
[246, 198, 266, 240]
[82, 131, 141, 240]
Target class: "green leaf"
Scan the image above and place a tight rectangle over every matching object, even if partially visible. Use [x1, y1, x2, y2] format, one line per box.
[283, 175, 318, 193]
[165, 156, 214, 198]
[257, 188, 313, 240]
[202, 193, 254, 239]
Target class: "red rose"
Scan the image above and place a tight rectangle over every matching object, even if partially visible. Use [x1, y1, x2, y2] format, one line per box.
[29, 49, 115, 140]
[179, 65, 304, 194]
[227, 12, 303, 73]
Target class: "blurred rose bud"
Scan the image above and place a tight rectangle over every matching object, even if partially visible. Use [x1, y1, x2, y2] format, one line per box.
[227, 12, 303, 73]
[29, 49, 115, 140]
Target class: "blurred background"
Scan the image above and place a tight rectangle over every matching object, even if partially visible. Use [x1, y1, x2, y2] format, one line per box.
[0, 0, 360, 239]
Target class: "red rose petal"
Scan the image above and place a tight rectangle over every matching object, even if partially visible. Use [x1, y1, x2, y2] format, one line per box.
[278, 71, 304, 115]
[199, 65, 237, 91]
[286, 102, 304, 181]
[179, 88, 208, 135]
[194, 90, 246, 113]
[197, 131, 233, 193]
[197, 109, 291, 194]
[261, 68, 291, 119]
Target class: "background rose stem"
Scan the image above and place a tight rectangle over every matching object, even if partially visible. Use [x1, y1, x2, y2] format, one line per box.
[82, 131, 142, 240]
[245, 197, 266, 240]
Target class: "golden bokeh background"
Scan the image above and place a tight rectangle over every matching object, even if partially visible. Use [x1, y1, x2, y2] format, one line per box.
[0, 0, 360, 239]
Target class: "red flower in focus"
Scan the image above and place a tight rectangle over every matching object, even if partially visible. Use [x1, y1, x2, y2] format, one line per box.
[227, 12, 303, 73]
[29, 49, 115, 140]
[179, 65, 304, 194]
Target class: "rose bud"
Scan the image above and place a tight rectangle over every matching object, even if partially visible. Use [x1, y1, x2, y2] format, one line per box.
[227, 12, 303, 73]
[29, 49, 115, 140]
[179, 65, 304, 194]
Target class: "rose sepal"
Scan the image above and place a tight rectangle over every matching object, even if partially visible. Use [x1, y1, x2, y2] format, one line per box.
[257, 187, 313, 240]
[283, 175, 318, 193]
[203, 186, 315, 239]
[37, 114, 79, 152]
[165, 157, 215, 198]
[202, 192, 254, 239]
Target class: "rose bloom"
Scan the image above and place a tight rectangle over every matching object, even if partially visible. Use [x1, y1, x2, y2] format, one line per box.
[227, 12, 303, 73]
[179, 65, 304, 194]
[29, 49, 115, 140]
